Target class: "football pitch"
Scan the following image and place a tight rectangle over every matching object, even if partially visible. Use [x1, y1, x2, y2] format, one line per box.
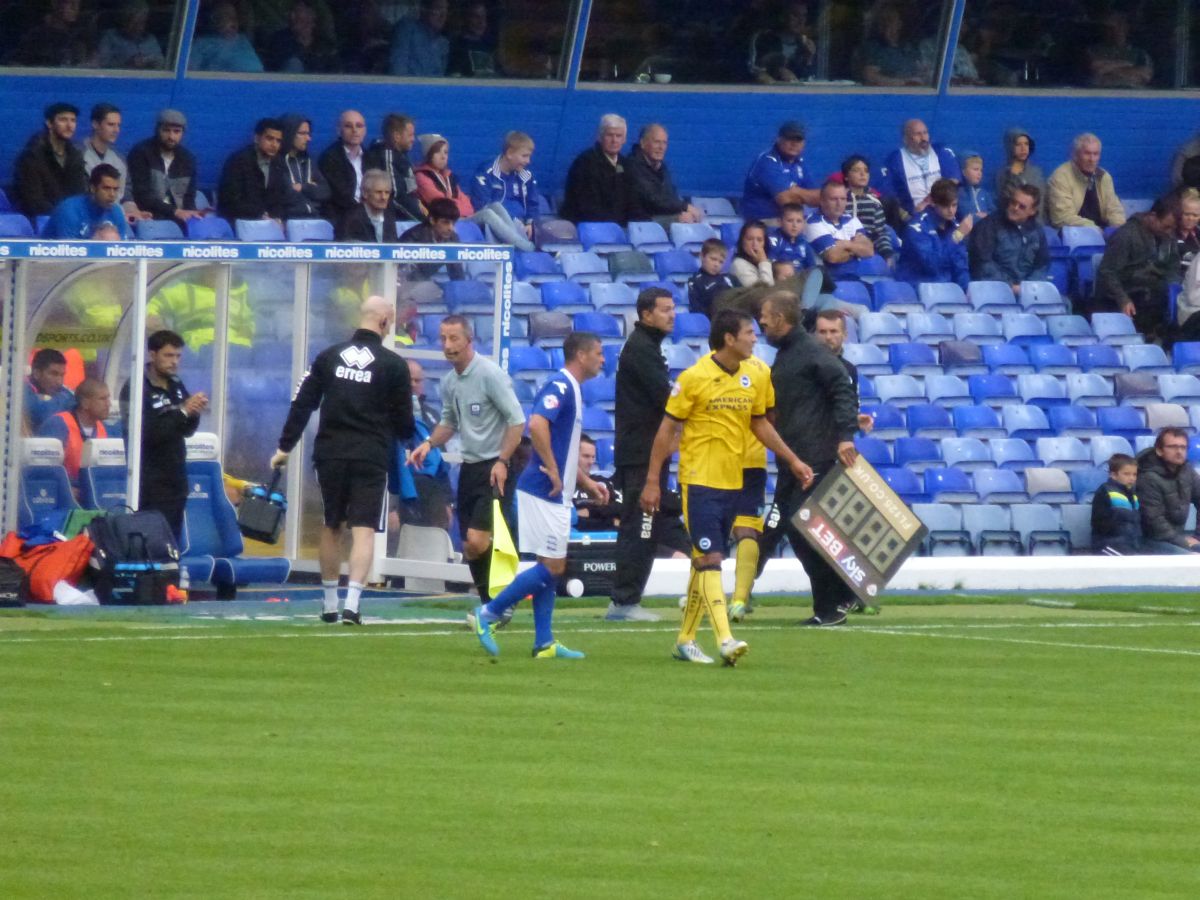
[2, 594, 1198, 899]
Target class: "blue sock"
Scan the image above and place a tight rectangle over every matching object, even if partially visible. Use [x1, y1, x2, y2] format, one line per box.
[483, 563, 551, 620]
[531, 581, 557, 649]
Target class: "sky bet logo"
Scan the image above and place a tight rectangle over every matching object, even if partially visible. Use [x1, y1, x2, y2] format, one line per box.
[336, 345, 375, 383]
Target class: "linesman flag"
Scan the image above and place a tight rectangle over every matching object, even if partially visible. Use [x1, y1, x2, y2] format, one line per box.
[488, 495, 519, 597]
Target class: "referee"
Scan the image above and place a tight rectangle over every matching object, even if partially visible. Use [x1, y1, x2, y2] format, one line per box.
[758, 290, 861, 626]
[408, 315, 525, 608]
[272, 296, 415, 624]
[607, 286, 676, 622]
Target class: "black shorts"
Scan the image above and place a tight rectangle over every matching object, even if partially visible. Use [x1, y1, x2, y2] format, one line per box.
[456, 458, 513, 540]
[315, 459, 388, 529]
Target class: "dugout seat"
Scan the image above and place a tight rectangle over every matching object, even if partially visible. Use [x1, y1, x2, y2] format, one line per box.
[78, 439, 128, 511]
[18, 438, 79, 529]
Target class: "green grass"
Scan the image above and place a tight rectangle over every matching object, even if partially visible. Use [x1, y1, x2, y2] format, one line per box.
[1, 600, 1198, 898]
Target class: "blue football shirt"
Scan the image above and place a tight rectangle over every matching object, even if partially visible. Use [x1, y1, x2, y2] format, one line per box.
[517, 369, 582, 506]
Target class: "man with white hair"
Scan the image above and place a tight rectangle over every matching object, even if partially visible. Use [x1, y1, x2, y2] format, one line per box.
[627, 123, 702, 224]
[1048, 133, 1126, 229]
[880, 118, 962, 221]
[272, 296, 415, 625]
[561, 113, 634, 225]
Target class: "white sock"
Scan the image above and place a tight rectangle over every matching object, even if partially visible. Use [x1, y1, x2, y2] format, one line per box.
[344, 581, 364, 614]
[322, 580, 340, 613]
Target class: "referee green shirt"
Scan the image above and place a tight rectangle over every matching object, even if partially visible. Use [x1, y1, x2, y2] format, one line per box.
[438, 353, 525, 463]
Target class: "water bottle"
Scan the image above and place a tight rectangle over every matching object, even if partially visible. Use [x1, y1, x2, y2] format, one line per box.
[640, 511, 654, 541]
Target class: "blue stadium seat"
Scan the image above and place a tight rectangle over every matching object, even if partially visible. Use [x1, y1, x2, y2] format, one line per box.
[235, 219, 285, 241]
[1089, 434, 1135, 467]
[653, 249, 699, 283]
[858, 312, 907, 345]
[663, 342, 698, 374]
[602, 343, 620, 376]
[1028, 344, 1080, 374]
[1011, 503, 1072, 554]
[954, 313, 1004, 345]
[1096, 406, 1149, 443]
[1018, 280, 1068, 314]
[535, 218, 583, 253]
[850, 254, 892, 281]
[939, 341, 988, 375]
[1123, 344, 1173, 374]
[874, 281, 921, 313]
[1045, 315, 1097, 347]
[187, 216, 235, 240]
[875, 374, 925, 408]
[1001, 404, 1054, 439]
[1065, 372, 1117, 407]
[670, 222, 719, 253]
[912, 503, 973, 556]
[1035, 436, 1091, 470]
[442, 280, 493, 313]
[1043, 225, 1066, 256]
[888, 342, 940, 375]
[1113, 372, 1163, 407]
[906, 403, 957, 437]
[968, 373, 1019, 406]
[990, 437, 1040, 471]
[1047, 404, 1100, 437]
[940, 437, 994, 471]
[78, 439, 128, 512]
[1070, 468, 1108, 501]
[1060, 502, 1094, 549]
[673, 312, 711, 346]
[593, 436, 615, 469]
[1172, 342, 1200, 374]
[962, 504, 1022, 555]
[607, 250, 658, 284]
[582, 407, 615, 438]
[1017, 373, 1069, 408]
[135, 218, 185, 240]
[907, 312, 955, 345]
[1062, 224, 1106, 257]
[1002, 312, 1050, 346]
[18, 439, 80, 529]
[859, 403, 907, 440]
[925, 374, 972, 407]
[573, 312, 623, 343]
[919, 282, 971, 313]
[879, 467, 930, 504]
[284, 218, 333, 242]
[1158, 374, 1200, 405]
[692, 196, 741, 225]
[590, 282, 638, 310]
[1146, 402, 1189, 434]
[512, 281, 542, 310]
[1024, 468, 1077, 505]
[1075, 343, 1127, 374]
[508, 346, 553, 377]
[529, 311, 573, 347]
[974, 468, 1030, 503]
[854, 435, 892, 467]
[578, 221, 632, 254]
[34, 214, 49, 235]
[967, 280, 1018, 313]
[858, 375, 877, 402]
[1091, 313, 1142, 345]
[953, 404, 1006, 438]
[895, 437, 944, 472]
[515, 251, 565, 284]
[581, 374, 617, 410]
[0, 212, 34, 237]
[842, 342, 890, 375]
[833, 280, 871, 310]
[560, 251, 611, 284]
[453, 220, 486, 243]
[718, 222, 741, 248]
[924, 467, 978, 503]
[540, 281, 591, 311]
[982, 343, 1033, 374]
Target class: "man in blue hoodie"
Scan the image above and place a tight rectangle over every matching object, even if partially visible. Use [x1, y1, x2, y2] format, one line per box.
[896, 178, 970, 289]
[880, 119, 961, 221]
[43, 164, 129, 240]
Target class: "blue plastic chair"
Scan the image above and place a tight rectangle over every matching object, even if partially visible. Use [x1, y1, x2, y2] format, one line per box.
[954, 313, 1004, 345]
[1065, 373, 1117, 407]
[1001, 404, 1055, 439]
[134, 218, 185, 240]
[1158, 374, 1200, 405]
[1070, 469, 1108, 502]
[990, 438, 1040, 471]
[940, 437, 994, 472]
[1047, 405, 1100, 436]
[653, 248, 700, 283]
[1017, 373, 1069, 408]
[581, 374, 617, 409]
[572, 312, 623, 342]
[515, 251, 565, 284]
[1091, 312, 1142, 345]
[1089, 434, 1135, 467]
[953, 404, 1006, 438]
[889, 342, 940, 375]
[590, 282, 638, 310]
[919, 282, 971, 313]
[1172, 342, 1200, 374]
[577, 221, 631, 254]
[540, 281, 591, 311]
[895, 437, 944, 472]
[692, 196, 741, 225]
[907, 312, 955, 344]
[1002, 312, 1050, 346]
[1096, 406, 1150, 443]
[843, 343, 892, 375]
[560, 251, 611, 284]
[858, 403, 907, 440]
[962, 504, 1022, 555]
[974, 468, 1030, 503]
[187, 216, 235, 240]
[1045, 315, 1097, 347]
[858, 312, 908, 345]
[669, 221, 719, 253]
[626, 220, 674, 254]
[875, 374, 925, 408]
[874, 281, 921, 313]
[0, 212, 34, 237]
[1075, 343, 1127, 374]
[982, 343, 1033, 374]
[879, 467, 931, 504]
[925, 375, 972, 407]
[912, 504, 973, 556]
[508, 346, 553, 376]
[582, 407, 615, 438]
[854, 435, 893, 467]
[235, 219, 285, 241]
[1035, 437, 1091, 470]
[1018, 280, 1068, 314]
[442, 280, 493, 313]
[1123, 344, 1173, 374]
[284, 218, 334, 242]
[1028, 344, 1080, 374]
[924, 467, 978, 503]
[673, 312, 712, 345]
[967, 280, 1018, 312]
[906, 403, 957, 437]
[939, 341, 987, 375]
[968, 373, 1019, 406]
[833, 281, 871, 310]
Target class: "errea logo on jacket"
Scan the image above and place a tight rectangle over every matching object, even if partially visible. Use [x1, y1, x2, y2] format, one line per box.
[336, 345, 376, 382]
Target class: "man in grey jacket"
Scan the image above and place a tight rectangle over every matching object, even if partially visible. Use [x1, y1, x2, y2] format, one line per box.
[1095, 195, 1179, 341]
[1136, 428, 1200, 554]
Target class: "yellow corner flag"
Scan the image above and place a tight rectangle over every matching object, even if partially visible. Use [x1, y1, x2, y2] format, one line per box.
[488, 498, 519, 597]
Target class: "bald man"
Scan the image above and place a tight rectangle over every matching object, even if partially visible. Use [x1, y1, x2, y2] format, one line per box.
[880, 118, 962, 220]
[273, 296, 415, 625]
[318, 109, 369, 221]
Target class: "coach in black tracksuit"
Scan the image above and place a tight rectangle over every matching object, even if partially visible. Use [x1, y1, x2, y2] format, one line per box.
[759, 290, 861, 626]
[272, 297, 414, 624]
[606, 287, 677, 622]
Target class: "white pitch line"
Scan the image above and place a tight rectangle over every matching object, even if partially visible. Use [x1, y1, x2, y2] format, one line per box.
[856, 626, 1200, 658]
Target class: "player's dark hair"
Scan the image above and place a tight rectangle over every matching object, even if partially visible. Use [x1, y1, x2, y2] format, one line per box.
[709, 309, 751, 351]
[1107, 453, 1136, 473]
[762, 290, 801, 327]
[147, 330, 185, 352]
[636, 286, 672, 319]
[440, 314, 473, 340]
[564, 330, 600, 362]
[89, 163, 120, 187]
[255, 117, 284, 136]
[1155, 426, 1188, 450]
[580, 432, 595, 447]
[427, 198, 460, 222]
[1013, 183, 1040, 206]
[31, 348, 66, 371]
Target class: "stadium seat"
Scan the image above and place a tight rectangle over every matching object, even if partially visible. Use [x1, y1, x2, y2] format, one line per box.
[1043, 316, 1096, 349]
[135, 218, 185, 240]
[187, 216, 235, 240]
[940, 437, 994, 472]
[1070, 468, 1108, 502]
[919, 282, 971, 314]
[858, 376, 877, 402]
[673, 312, 711, 347]
[1172, 342, 1200, 374]
[854, 435, 893, 467]
[982, 343, 1033, 374]
[1158, 374, 1200, 405]
[578, 221, 631, 254]
[911, 503, 973, 556]
[653, 249, 700, 283]
[442, 280, 493, 313]
[34, 214, 49, 235]
[843, 342, 892, 375]
[573, 312, 623, 344]
[1001, 404, 1054, 439]
[1047, 404, 1100, 437]
[508, 345, 554, 378]
[1096, 406, 1149, 443]
[1091, 312, 1142, 345]
[962, 505, 1022, 555]
[602, 343, 620, 376]
[515, 251, 565, 284]
[590, 282, 638, 311]
[1090, 434, 1135, 467]
[1017, 373, 1068, 408]
[1011, 503, 1071, 554]
[859, 403, 907, 440]
[285, 219, 333, 242]
[858, 312, 908, 345]
[1001, 312, 1050, 346]
[953, 313, 1004, 345]
[1018, 280, 1068, 314]
[889, 342, 940, 375]
[0, 212, 34, 237]
[1145, 402, 1189, 433]
[1122, 344, 1173, 374]
[1065, 372, 1117, 407]
[924, 467, 978, 503]
[581, 374, 617, 410]
[967, 280, 1018, 312]
[1062, 225, 1105, 259]
[1028, 344, 1080, 374]
[454, 220, 486, 243]
[906, 403, 957, 437]
[953, 404, 1006, 438]
[535, 218, 583, 253]
[692, 196, 741, 225]
[1113, 372, 1163, 407]
[939, 341, 988, 375]
[833, 280, 871, 310]
[849, 254, 891, 281]
[907, 312, 955, 345]
[894, 436, 944, 472]
[663, 342, 698, 374]
[78, 439, 128, 511]
[925, 374, 972, 407]
[1075, 343, 1127, 374]
[718, 222, 741, 248]
[1035, 437, 1090, 470]
[582, 407, 615, 439]
[528, 311, 573, 348]
[974, 468, 1030, 503]
[1023, 468, 1076, 505]
[607, 250, 658, 284]
[878, 467, 930, 504]
[18, 439, 79, 529]
[1058, 503, 1093, 550]
[235, 219, 285, 241]
[875, 374, 925, 408]
[540, 281, 591, 312]
[990, 437, 1040, 471]
[968, 373, 1019, 406]
[512, 281, 542, 310]
[874, 281, 922, 314]
[670, 222, 719, 253]
[560, 251, 611, 284]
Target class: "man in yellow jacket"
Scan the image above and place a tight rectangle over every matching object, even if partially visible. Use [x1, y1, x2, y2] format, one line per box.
[1047, 133, 1127, 229]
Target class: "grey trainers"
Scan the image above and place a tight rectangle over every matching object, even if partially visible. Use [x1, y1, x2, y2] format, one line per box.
[671, 641, 714, 664]
[605, 601, 660, 622]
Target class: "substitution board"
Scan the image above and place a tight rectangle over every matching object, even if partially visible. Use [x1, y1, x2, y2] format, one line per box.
[791, 457, 927, 603]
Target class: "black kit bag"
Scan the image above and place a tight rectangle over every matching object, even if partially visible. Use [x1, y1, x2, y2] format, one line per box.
[0, 558, 26, 607]
[237, 469, 287, 544]
[87, 508, 181, 605]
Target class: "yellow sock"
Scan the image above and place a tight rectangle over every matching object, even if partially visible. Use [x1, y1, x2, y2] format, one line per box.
[678, 568, 705, 644]
[700, 568, 733, 644]
[732, 537, 760, 605]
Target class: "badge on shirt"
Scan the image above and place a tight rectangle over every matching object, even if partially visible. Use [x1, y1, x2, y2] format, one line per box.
[670, 382, 681, 397]
[469, 402, 482, 416]
[740, 375, 751, 388]
[543, 395, 559, 410]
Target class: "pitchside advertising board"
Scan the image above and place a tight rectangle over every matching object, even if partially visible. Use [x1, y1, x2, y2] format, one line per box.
[793, 457, 927, 603]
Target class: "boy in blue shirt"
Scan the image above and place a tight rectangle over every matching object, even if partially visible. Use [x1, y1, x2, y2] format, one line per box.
[957, 154, 996, 219]
[767, 202, 820, 271]
[687, 238, 737, 318]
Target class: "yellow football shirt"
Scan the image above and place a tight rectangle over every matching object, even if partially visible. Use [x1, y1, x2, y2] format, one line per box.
[666, 353, 770, 490]
[740, 355, 774, 470]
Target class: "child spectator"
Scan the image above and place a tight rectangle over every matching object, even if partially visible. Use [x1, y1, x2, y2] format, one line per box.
[470, 131, 543, 244]
[687, 239, 737, 318]
[958, 153, 996, 218]
[768, 203, 820, 272]
[1091, 453, 1143, 555]
[841, 154, 895, 260]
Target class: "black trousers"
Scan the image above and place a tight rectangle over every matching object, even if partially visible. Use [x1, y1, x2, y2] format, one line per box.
[776, 465, 857, 619]
[609, 464, 676, 606]
[141, 493, 187, 545]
